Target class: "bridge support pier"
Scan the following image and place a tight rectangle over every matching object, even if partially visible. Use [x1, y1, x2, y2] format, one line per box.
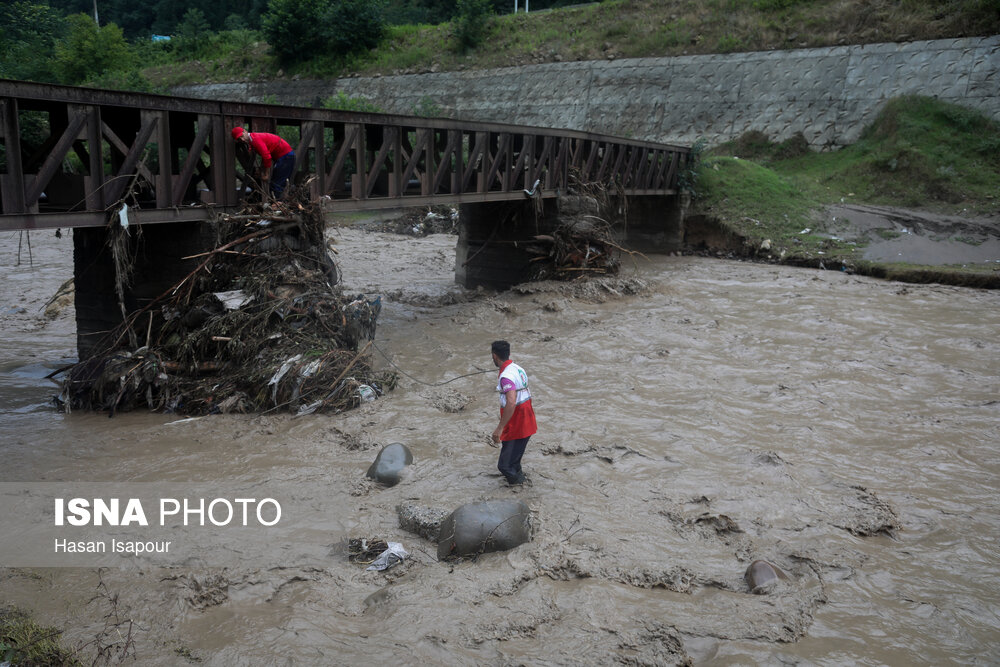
[455, 193, 687, 289]
[455, 199, 558, 290]
[611, 194, 688, 253]
[74, 221, 218, 360]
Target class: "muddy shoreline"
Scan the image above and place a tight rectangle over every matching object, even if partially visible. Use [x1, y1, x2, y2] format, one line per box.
[687, 203, 1000, 288]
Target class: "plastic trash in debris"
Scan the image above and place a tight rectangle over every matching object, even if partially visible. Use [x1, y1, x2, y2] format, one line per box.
[268, 354, 302, 402]
[357, 384, 377, 402]
[799, 228, 811, 234]
[214, 290, 252, 311]
[118, 203, 130, 229]
[296, 400, 323, 416]
[366, 542, 408, 571]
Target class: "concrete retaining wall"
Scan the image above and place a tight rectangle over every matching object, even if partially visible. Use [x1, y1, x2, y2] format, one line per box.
[174, 36, 999, 149]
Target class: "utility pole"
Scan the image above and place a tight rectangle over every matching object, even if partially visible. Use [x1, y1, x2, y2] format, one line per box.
[92, 0, 99, 25]
[513, 0, 529, 12]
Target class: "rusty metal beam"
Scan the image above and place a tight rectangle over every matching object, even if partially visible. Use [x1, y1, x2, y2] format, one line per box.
[0, 98, 26, 214]
[0, 79, 690, 230]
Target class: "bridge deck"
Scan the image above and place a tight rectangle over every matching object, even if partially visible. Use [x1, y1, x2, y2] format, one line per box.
[0, 80, 690, 232]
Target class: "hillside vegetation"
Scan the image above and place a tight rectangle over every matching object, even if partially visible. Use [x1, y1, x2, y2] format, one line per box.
[694, 96, 1000, 281]
[4, 0, 997, 284]
[138, 0, 999, 87]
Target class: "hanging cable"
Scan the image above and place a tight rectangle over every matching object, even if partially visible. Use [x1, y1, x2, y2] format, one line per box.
[371, 340, 492, 387]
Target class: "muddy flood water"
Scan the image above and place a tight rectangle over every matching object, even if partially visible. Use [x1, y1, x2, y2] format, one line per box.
[1, 224, 998, 665]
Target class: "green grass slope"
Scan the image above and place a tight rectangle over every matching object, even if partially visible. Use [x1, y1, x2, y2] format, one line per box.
[694, 96, 1000, 280]
[141, 0, 1000, 87]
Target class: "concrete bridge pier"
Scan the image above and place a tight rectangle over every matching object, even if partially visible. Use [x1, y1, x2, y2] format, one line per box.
[455, 199, 557, 290]
[455, 193, 687, 289]
[74, 221, 218, 360]
[610, 193, 688, 254]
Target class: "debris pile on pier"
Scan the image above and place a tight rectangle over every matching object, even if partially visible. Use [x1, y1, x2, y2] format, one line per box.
[60, 196, 395, 416]
[525, 220, 625, 280]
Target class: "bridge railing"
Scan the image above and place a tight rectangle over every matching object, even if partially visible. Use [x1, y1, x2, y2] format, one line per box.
[0, 79, 690, 231]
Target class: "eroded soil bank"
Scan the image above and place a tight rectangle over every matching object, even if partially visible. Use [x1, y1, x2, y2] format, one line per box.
[687, 204, 1000, 288]
[0, 225, 998, 664]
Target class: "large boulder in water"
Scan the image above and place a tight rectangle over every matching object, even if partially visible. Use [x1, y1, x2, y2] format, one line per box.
[366, 443, 413, 486]
[437, 500, 531, 560]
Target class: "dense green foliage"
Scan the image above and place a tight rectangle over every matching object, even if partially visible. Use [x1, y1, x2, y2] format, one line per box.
[262, 0, 387, 65]
[1, 0, 995, 89]
[454, 0, 494, 52]
[385, 0, 594, 25]
[53, 13, 132, 84]
[47, 0, 269, 37]
[0, 1, 65, 81]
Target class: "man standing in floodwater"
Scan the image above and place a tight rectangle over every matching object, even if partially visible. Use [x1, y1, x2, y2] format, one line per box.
[231, 127, 296, 198]
[491, 340, 537, 486]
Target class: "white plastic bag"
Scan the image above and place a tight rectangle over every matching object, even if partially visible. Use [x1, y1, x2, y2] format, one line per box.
[366, 542, 408, 571]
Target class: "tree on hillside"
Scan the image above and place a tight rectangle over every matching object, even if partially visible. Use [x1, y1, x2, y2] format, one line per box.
[52, 13, 131, 84]
[0, 1, 65, 82]
[46, 0, 269, 37]
[262, 0, 387, 66]
[386, 0, 584, 25]
[454, 0, 493, 53]
[172, 7, 211, 55]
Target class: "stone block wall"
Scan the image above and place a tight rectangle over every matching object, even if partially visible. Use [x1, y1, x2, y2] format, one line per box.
[174, 36, 999, 149]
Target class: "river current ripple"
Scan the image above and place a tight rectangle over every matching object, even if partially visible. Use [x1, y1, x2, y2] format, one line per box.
[0, 228, 997, 665]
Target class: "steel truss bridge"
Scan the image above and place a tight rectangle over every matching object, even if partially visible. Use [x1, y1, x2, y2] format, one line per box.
[0, 79, 691, 232]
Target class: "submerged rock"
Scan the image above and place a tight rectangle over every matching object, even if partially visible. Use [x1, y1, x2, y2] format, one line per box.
[744, 559, 787, 594]
[437, 499, 531, 560]
[366, 443, 413, 486]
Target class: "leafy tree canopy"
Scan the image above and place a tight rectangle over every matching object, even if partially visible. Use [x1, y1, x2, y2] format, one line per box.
[0, 1, 65, 81]
[53, 12, 131, 84]
[46, 0, 269, 38]
[262, 0, 387, 66]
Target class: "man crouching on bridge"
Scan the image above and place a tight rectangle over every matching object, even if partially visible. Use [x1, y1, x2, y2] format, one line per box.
[231, 127, 295, 198]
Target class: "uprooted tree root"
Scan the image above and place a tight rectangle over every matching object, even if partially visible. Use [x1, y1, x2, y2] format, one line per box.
[346, 537, 390, 565]
[524, 218, 631, 280]
[522, 177, 641, 281]
[60, 194, 396, 416]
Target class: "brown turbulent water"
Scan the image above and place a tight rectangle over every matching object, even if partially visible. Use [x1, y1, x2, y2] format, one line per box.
[0, 225, 998, 665]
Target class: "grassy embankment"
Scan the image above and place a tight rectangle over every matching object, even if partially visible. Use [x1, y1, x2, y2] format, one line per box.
[141, 0, 998, 87]
[691, 96, 1000, 285]
[135, 1, 998, 285]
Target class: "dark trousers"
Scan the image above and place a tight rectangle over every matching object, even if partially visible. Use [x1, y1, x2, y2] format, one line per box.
[498, 436, 530, 483]
[271, 151, 295, 197]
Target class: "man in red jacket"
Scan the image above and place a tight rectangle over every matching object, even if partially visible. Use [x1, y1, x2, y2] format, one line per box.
[231, 127, 296, 198]
[490, 340, 537, 486]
